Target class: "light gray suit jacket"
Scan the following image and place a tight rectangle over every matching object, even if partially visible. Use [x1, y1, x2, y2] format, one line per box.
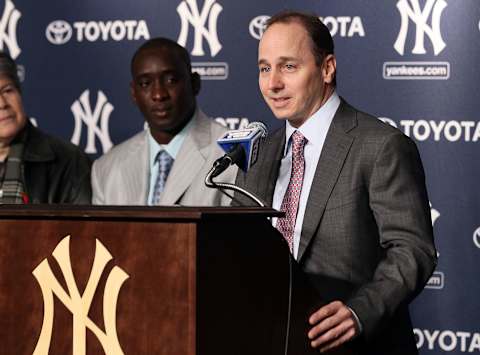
[92, 110, 236, 206]
[234, 100, 437, 354]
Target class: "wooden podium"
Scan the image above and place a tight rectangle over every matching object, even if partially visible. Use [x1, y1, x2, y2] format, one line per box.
[0, 206, 351, 355]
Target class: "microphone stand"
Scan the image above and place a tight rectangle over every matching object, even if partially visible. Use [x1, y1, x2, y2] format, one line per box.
[204, 162, 266, 207]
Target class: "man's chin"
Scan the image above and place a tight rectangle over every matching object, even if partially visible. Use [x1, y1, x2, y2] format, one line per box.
[268, 106, 291, 121]
[146, 116, 173, 129]
[147, 117, 191, 135]
[271, 112, 289, 121]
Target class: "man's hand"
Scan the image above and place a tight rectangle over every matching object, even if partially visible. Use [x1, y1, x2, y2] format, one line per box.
[308, 300, 359, 353]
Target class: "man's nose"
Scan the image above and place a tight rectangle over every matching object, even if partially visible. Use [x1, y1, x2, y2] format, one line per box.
[151, 81, 169, 101]
[0, 93, 8, 108]
[268, 69, 284, 91]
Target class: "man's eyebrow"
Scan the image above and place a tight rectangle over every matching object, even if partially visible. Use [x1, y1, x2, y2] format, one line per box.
[258, 58, 269, 66]
[277, 56, 298, 62]
[135, 69, 180, 78]
[258, 56, 298, 66]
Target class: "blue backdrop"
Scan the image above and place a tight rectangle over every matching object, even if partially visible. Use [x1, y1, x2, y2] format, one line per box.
[4, 0, 479, 353]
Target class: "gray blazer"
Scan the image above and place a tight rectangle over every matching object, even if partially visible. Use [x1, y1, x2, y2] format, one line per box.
[92, 110, 236, 206]
[234, 100, 437, 354]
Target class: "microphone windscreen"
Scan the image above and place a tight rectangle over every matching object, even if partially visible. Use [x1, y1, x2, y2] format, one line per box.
[217, 122, 267, 171]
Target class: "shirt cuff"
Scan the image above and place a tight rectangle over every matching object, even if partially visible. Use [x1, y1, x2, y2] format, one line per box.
[347, 306, 363, 335]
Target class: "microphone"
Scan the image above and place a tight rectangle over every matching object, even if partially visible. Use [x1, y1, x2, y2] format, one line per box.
[205, 122, 268, 207]
[211, 122, 268, 178]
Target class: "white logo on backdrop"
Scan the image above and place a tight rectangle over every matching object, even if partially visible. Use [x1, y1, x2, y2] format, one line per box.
[414, 329, 480, 352]
[319, 16, 365, 37]
[473, 227, 480, 249]
[425, 202, 442, 290]
[394, 0, 447, 55]
[45, 20, 149, 44]
[46, 20, 73, 45]
[430, 202, 440, 226]
[16, 62, 24, 81]
[0, 0, 21, 59]
[249, 15, 269, 40]
[379, 117, 480, 142]
[215, 117, 250, 130]
[71, 90, 113, 154]
[248, 15, 365, 40]
[177, 0, 222, 57]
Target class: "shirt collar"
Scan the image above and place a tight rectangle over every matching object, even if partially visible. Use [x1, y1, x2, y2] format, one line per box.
[148, 109, 196, 167]
[284, 91, 341, 156]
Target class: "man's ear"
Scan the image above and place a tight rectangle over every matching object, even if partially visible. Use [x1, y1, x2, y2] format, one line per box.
[322, 54, 336, 85]
[191, 72, 201, 96]
[130, 81, 137, 104]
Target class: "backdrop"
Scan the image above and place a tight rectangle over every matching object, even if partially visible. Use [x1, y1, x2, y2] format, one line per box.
[4, 0, 479, 353]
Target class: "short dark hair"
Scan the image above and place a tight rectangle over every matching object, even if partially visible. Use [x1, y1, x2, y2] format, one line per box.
[0, 51, 21, 91]
[267, 11, 335, 83]
[130, 37, 192, 76]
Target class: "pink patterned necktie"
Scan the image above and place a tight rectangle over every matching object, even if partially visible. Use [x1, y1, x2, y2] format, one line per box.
[277, 130, 307, 252]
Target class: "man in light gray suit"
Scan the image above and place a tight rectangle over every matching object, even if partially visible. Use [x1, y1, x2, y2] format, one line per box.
[92, 38, 235, 206]
[234, 11, 436, 354]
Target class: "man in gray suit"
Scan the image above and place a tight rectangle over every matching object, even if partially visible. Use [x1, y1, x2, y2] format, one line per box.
[92, 38, 235, 206]
[235, 11, 436, 354]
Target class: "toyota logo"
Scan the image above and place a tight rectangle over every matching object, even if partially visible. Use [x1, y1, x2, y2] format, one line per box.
[249, 15, 270, 40]
[46, 20, 72, 45]
[473, 227, 480, 249]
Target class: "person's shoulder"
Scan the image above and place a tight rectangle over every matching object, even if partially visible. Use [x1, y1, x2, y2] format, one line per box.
[209, 119, 230, 139]
[342, 101, 405, 138]
[192, 110, 230, 143]
[341, 102, 419, 157]
[197, 110, 227, 129]
[94, 130, 147, 166]
[28, 124, 89, 161]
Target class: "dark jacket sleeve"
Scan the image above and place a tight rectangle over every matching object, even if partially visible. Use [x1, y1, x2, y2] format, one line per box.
[64, 148, 92, 204]
[346, 132, 437, 340]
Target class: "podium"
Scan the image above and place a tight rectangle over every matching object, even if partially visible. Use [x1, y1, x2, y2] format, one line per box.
[0, 206, 352, 355]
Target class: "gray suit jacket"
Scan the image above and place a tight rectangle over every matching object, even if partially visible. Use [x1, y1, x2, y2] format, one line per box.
[92, 110, 236, 206]
[235, 100, 437, 354]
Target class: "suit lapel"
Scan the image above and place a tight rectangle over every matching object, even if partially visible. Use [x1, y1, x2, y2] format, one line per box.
[123, 132, 149, 204]
[159, 111, 210, 205]
[257, 128, 285, 206]
[297, 101, 357, 262]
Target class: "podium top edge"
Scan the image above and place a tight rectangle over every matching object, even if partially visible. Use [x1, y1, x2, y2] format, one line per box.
[0, 205, 283, 221]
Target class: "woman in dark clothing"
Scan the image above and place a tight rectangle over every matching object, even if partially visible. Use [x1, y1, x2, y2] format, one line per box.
[0, 52, 91, 204]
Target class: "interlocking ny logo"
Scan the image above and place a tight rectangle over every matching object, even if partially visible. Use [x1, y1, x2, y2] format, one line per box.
[71, 90, 114, 154]
[0, 0, 21, 59]
[177, 0, 222, 57]
[394, 0, 447, 55]
[32, 236, 129, 355]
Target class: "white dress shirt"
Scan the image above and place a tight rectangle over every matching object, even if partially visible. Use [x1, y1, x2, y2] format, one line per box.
[272, 92, 340, 259]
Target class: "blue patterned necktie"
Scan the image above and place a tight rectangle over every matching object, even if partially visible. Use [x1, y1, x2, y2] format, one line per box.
[151, 150, 174, 205]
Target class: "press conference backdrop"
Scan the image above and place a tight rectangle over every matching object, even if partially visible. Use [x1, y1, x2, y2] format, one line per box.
[4, 0, 479, 353]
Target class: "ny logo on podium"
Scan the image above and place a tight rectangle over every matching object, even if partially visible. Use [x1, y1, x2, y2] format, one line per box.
[394, 0, 447, 56]
[177, 0, 223, 57]
[32, 236, 129, 355]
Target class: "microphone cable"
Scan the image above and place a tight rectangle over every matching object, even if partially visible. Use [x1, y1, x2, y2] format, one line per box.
[205, 163, 266, 207]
